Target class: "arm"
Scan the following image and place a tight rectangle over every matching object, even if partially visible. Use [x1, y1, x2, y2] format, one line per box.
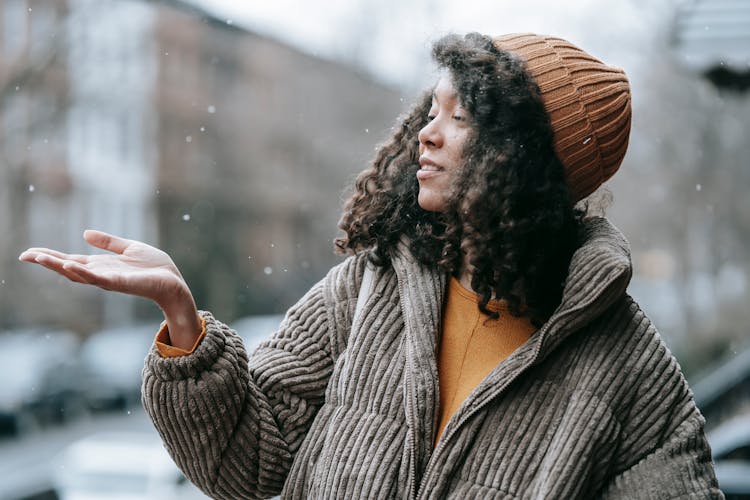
[598, 314, 723, 500]
[599, 411, 723, 499]
[142, 256, 365, 499]
[20, 231, 365, 498]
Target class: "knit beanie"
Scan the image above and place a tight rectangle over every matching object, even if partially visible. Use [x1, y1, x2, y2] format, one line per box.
[494, 33, 632, 202]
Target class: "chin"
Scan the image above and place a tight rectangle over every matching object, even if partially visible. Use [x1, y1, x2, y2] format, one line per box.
[417, 191, 446, 212]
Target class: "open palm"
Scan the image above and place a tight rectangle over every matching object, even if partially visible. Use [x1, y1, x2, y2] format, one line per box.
[19, 230, 188, 310]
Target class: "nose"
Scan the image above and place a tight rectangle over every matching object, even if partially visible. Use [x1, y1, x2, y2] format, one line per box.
[418, 118, 442, 149]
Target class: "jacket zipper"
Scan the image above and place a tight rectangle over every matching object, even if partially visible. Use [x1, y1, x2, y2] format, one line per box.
[415, 257, 622, 498]
[397, 273, 420, 500]
[406, 353, 418, 500]
[414, 325, 548, 500]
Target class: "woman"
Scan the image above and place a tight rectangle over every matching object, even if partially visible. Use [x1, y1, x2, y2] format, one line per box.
[20, 33, 721, 498]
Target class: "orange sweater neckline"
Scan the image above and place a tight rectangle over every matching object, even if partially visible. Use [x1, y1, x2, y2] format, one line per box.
[448, 276, 510, 314]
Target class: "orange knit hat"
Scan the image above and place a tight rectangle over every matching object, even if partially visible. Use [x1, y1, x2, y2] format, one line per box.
[494, 34, 632, 202]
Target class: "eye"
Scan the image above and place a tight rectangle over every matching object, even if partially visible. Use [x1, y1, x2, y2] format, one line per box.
[427, 114, 436, 121]
[453, 115, 465, 122]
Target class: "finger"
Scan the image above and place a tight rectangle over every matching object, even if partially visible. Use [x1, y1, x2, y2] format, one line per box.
[61, 261, 114, 291]
[61, 262, 102, 286]
[33, 255, 90, 284]
[56, 264, 89, 284]
[83, 229, 131, 254]
[22, 248, 90, 264]
[19, 250, 40, 262]
[33, 253, 66, 271]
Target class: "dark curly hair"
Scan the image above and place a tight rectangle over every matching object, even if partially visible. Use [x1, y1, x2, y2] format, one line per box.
[336, 32, 588, 326]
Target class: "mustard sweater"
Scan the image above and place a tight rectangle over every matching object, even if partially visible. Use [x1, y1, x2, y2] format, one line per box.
[435, 277, 535, 444]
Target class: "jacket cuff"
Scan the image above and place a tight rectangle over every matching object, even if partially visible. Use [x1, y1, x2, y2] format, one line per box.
[155, 315, 207, 357]
[145, 311, 243, 381]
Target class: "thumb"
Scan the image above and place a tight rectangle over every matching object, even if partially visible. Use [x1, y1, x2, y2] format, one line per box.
[83, 229, 131, 254]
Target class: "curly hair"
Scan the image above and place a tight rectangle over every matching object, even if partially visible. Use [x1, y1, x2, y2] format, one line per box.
[336, 32, 588, 326]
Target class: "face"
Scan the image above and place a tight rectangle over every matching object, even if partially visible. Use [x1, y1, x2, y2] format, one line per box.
[417, 74, 472, 212]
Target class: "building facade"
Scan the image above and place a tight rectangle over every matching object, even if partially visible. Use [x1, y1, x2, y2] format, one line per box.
[0, 0, 401, 332]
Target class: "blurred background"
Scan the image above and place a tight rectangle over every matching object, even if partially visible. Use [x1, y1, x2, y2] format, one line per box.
[0, 0, 749, 498]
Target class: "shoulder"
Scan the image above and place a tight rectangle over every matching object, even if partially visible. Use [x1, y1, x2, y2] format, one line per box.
[585, 294, 686, 388]
[582, 294, 699, 438]
[549, 293, 694, 422]
[320, 251, 388, 357]
[321, 251, 372, 310]
[584, 299, 715, 483]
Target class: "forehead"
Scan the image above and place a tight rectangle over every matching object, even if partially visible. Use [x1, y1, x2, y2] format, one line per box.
[432, 74, 459, 103]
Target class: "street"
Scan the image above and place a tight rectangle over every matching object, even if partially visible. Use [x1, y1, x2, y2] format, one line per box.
[0, 409, 153, 500]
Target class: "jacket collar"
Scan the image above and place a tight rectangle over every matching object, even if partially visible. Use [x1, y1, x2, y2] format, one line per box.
[390, 237, 445, 485]
[535, 216, 632, 360]
[389, 216, 633, 378]
[391, 216, 632, 347]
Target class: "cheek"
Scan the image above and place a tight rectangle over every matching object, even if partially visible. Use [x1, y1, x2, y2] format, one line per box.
[449, 132, 470, 164]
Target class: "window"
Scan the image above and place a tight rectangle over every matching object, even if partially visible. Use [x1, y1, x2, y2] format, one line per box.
[3, 0, 27, 60]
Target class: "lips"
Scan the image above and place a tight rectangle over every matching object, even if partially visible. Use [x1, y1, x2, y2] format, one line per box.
[417, 157, 444, 180]
[419, 156, 442, 169]
[420, 164, 441, 171]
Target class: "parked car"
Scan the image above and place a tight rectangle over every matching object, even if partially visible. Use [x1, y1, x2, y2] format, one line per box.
[708, 414, 750, 499]
[0, 327, 82, 436]
[230, 314, 284, 354]
[714, 460, 750, 499]
[53, 431, 208, 500]
[78, 324, 156, 412]
[710, 415, 750, 461]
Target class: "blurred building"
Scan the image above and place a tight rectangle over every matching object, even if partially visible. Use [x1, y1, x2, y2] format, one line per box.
[0, 0, 401, 333]
[1, 0, 160, 331]
[672, 0, 750, 92]
[65, 0, 159, 325]
[601, 0, 750, 372]
[152, 2, 402, 320]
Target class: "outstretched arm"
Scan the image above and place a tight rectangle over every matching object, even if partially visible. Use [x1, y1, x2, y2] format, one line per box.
[20, 232, 365, 498]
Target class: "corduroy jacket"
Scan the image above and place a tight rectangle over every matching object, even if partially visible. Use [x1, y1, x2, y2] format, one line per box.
[142, 217, 723, 499]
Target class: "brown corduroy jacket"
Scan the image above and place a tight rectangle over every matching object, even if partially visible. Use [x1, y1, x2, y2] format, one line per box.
[142, 217, 723, 499]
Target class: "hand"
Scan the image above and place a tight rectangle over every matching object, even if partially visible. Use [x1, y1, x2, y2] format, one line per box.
[19, 230, 202, 350]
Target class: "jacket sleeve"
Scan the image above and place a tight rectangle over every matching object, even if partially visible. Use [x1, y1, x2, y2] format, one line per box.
[598, 411, 723, 499]
[598, 318, 724, 499]
[141, 255, 364, 499]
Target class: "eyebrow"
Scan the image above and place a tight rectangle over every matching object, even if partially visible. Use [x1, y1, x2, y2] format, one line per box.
[431, 89, 459, 104]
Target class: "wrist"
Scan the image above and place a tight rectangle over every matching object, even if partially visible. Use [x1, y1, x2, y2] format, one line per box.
[160, 287, 201, 350]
